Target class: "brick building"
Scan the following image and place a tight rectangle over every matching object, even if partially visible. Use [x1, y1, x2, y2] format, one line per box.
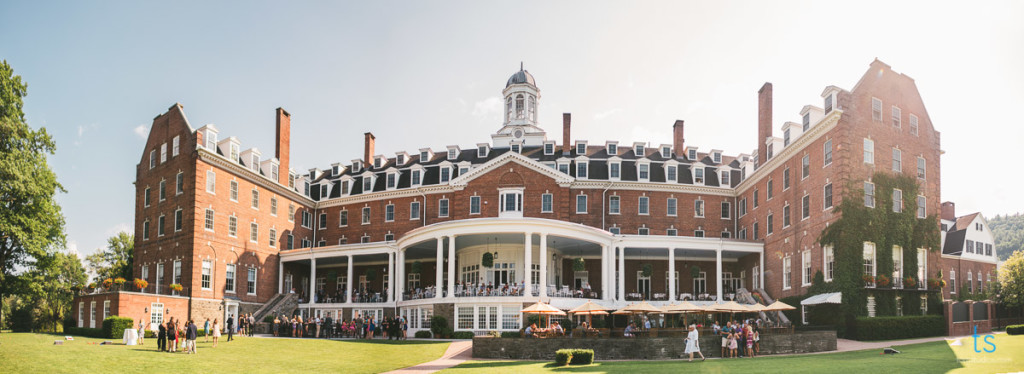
[74, 59, 944, 334]
[938, 202, 998, 300]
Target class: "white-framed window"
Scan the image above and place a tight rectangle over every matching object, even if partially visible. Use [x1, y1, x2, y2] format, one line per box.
[541, 193, 553, 213]
[872, 97, 882, 122]
[693, 271, 707, 294]
[250, 222, 258, 242]
[693, 229, 703, 237]
[339, 210, 349, 226]
[176, 172, 183, 195]
[950, 270, 957, 294]
[144, 187, 151, 207]
[864, 181, 875, 207]
[863, 242, 876, 286]
[802, 250, 812, 286]
[892, 148, 902, 172]
[694, 199, 704, 217]
[638, 196, 649, 215]
[158, 215, 165, 236]
[78, 302, 84, 327]
[767, 213, 774, 235]
[608, 162, 620, 179]
[782, 256, 792, 290]
[917, 157, 926, 179]
[226, 263, 237, 293]
[576, 194, 588, 214]
[824, 139, 833, 166]
[204, 208, 214, 231]
[688, 148, 697, 160]
[158, 179, 166, 201]
[470, 196, 481, 214]
[721, 201, 730, 219]
[499, 190, 522, 215]
[608, 195, 620, 214]
[149, 150, 156, 169]
[639, 227, 649, 235]
[667, 197, 677, 216]
[782, 204, 790, 228]
[201, 260, 212, 290]
[893, 245, 903, 288]
[269, 228, 277, 247]
[752, 265, 760, 290]
[802, 194, 810, 220]
[767, 179, 773, 200]
[892, 105, 901, 128]
[694, 168, 704, 184]
[172, 136, 180, 157]
[247, 267, 257, 295]
[362, 207, 371, 224]
[824, 183, 833, 210]
[385, 204, 395, 222]
[90, 301, 96, 328]
[143, 220, 150, 240]
[576, 142, 587, 155]
[720, 169, 728, 185]
[638, 163, 650, 180]
[409, 202, 420, 220]
[917, 196, 927, 218]
[824, 245, 834, 282]
[206, 170, 216, 193]
[917, 248, 927, 289]
[893, 189, 903, 213]
[576, 162, 588, 179]
[910, 114, 919, 136]
[544, 142, 554, 155]
[160, 143, 167, 164]
[609, 227, 621, 235]
[863, 138, 874, 164]
[229, 180, 238, 201]
[252, 189, 260, 209]
[103, 300, 110, 320]
[411, 169, 421, 186]
[438, 198, 450, 217]
[440, 167, 451, 183]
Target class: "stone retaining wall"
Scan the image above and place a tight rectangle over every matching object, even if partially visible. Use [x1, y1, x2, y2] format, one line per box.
[472, 330, 837, 360]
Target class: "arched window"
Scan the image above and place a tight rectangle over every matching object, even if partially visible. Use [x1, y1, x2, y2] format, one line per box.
[515, 94, 524, 119]
[528, 95, 536, 121]
[506, 96, 513, 122]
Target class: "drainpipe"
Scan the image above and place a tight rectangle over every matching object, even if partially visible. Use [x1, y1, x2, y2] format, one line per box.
[601, 182, 614, 230]
[733, 196, 738, 236]
[417, 188, 427, 227]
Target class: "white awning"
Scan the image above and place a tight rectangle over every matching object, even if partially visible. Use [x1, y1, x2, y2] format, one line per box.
[801, 292, 842, 306]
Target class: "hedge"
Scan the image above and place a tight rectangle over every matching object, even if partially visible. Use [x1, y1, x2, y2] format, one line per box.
[555, 349, 595, 366]
[102, 316, 136, 339]
[452, 331, 476, 339]
[430, 316, 449, 338]
[500, 331, 520, 338]
[65, 327, 105, 338]
[414, 330, 433, 338]
[851, 315, 944, 340]
[1007, 325, 1024, 335]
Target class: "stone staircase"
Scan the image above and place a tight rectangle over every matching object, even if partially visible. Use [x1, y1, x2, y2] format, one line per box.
[253, 293, 298, 323]
[736, 288, 791, 326]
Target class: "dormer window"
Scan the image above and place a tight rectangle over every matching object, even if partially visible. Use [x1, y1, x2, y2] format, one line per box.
[511, 144, 521, 153]
[332, 165, 340, 176]
[721, 170, 730, 185]
[609, 161, 621, 179]
[634, 144, 645, 156]
[288, 172, 296, 188]
[694, 167, 705, 184]
[558, 162, 569, 174]
[576, 142, 587, 155]
[477, 145, 489, 158]
[411, 169, 422, 186]
[447, 148, 457, 160]
[784, 129, 791, 146]
[661, 146, 671, 158]
[802, 113, 811, 132]
[362, 175, 373, 191]
[341, 179, 350, 194]
[396, 154, 406, 165]
[386, 172, 397, 189]
[374, 157, 383, 169]
[688, 149, 697, 160]
[767, 143, 774, 160]
[251, 154, 260, 172]
[352, 162, 362, 173]
[320, 183, 328, 198]
[607, 143, 617, 155]
[666, 165, 677, 182]
[230, 144, 239, 162]
[309, 170, 316, 180]
[638, 163, 650, 181]
[824, 94, 834, 113]
[206, 130, 217, 150]
[420, 151, 429, 162]
[544, 142, 554, 155]
[576, 162, 588, 179]
[440, 167, 451, 183]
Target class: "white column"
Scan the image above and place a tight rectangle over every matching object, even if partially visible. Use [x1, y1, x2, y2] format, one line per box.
[715, 247, 724, 302]
[435, 237, 444, 299]
[601, 244, 609, 300]
[345, 255, 353, 304]
[278, 259, 284, 294]
[669, 248, 676, 302]
[759, 249, 765, 292]
[524, 232, 533, 296]
[310, 257, 317, 305]
[617, 247, 625, 301]
[387, 251, 395, 303]
[539, 234, 548, 297]
[396, 250, 404, 301]
[447, 235, 456, 299]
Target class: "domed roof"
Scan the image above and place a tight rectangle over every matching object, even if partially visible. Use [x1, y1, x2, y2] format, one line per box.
[506, 64, 536, 88]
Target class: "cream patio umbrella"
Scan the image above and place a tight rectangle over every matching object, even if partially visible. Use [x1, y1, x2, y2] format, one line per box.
[568, 300, 610, 327]
[663, 301, 706, 327]
[763, 300, 796, 311]
[520, 301, 567, 328]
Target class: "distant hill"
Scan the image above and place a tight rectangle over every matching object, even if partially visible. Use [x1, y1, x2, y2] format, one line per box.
[989, 213, 1024, 261]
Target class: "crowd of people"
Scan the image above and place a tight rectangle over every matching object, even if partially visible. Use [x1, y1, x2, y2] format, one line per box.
[151, 317, 203, 354]
[713, 320, 760, 358]
[270, 313, 408, 340]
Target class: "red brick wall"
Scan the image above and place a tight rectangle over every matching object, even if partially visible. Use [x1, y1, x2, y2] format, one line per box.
[940, 256, 997, 300]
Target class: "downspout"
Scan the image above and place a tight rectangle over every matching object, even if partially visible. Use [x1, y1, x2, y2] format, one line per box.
[417, 188, 427, 227]
[733, 195, 738, 236]
[601, 182, 614, 230]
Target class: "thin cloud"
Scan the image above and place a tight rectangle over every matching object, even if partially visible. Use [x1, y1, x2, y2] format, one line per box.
[471, 96, 503, 121]
[594, 108, 622, 121]
[134, 124, 148, 139]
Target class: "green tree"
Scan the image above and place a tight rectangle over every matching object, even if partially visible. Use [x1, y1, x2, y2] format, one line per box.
[25, 251, 87, 331]
[85, 232, 134, 282]
[998, 250, 1024, 308]
[0, 60, 66, 333]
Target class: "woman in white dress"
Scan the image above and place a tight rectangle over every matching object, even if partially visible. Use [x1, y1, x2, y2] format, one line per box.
[685, 324, 706, 362]
[211, 319, 221, 348]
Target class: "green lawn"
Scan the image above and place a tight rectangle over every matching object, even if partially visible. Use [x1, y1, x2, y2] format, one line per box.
[0, 332, 450, 373]
[443, 334, 1024, 373]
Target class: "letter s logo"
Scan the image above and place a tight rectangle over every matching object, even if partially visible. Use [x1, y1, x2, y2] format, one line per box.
[983, 334, 996, 353]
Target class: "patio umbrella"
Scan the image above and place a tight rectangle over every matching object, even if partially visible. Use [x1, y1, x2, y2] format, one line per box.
[520, 301, 567, 328]
[746, 303, 769, 313]
[568, 300, 609, 326]
[620, 300, 664, 314]
[707, 301, 750, 313]
[663, 301, 706, 327]
[763, 300, 796, 311]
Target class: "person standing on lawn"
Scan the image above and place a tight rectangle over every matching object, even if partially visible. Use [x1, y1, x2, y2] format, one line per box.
[157, 319, 167, 351]
[248, 314, 255, 337]
[226, 314, 234, 342]
[204, 318, 210, 343]
[185, 320, 198, 354]
[138, 319, 146, 345]
[685, 324, 706, 362]
[212, 319, 221, 348]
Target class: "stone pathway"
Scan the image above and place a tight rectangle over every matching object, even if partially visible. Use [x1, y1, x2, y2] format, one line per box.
[383, 340, 473, 374]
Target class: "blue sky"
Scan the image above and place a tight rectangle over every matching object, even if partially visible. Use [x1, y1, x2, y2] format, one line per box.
[2, 0, 1022, 261]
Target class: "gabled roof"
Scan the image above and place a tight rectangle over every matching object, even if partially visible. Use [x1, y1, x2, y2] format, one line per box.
[954, 213, 979, 231]
[450, 150, 574, 189]
[942, 229, 966, 256]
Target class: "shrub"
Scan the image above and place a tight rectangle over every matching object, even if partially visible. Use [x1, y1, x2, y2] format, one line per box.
[569, 349, 594, 365]
[10, 305, 34, 332]
[500, 331, 520, 338]
[1007, 325, 1024, 335]
[430, 316, 449, 337]
[554, 349, 572, 366]
[414, 330, 433, 338]
[851, 315, 944, 340]
[102, 316, 136, 339]
[452, 331, 475, 339]
[66, 326, 104, 338]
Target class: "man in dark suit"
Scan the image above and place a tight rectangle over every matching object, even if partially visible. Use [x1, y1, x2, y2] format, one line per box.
[186, 320, 198, 354]
[226, 315, 234, 342]
[157, 321, 167, 351]
[324, 315, 334, 339]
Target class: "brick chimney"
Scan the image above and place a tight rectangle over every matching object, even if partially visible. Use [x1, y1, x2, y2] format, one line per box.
[562, 113, 572, 155]
[757, 83, 773, 168]
[672, 120, 685, 158]
[941, 201, 956, 221]
[364, 132, 376, 168]
[275, 108, 291, 185]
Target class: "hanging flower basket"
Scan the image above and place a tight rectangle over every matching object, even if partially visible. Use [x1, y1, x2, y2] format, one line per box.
[876, 274, 891, 287]
[411, 261, 423, 274]
[102, 278, 113, 289]
[690, 265, 701, 278]
[937, 269, 944, 280]
[928, 278, 945, 289]
[641, 263, 653, 278]
[365, 268, 377, 282]
[573, 258, 586, 272]
[903, 277, 917, 288]
[862, 274, 875, 284]
[134, 278, 149, 290]
[113, 277, 126, 290]
[169, 283, 184, 292]
[482, 252, 494, 268]
[87, 282, 97, 292]
[327, 270, 338, 279]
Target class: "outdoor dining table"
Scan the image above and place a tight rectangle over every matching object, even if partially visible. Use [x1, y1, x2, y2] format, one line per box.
[122, 328, 138, 345]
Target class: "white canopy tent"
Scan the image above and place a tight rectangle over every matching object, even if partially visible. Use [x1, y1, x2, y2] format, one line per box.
[800, 292, 842, 325]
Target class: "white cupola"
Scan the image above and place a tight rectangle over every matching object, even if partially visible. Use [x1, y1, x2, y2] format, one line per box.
[492, 62, 546, 147]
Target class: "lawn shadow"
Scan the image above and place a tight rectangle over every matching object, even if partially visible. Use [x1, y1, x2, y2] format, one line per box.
[451, 361, 545, 369]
